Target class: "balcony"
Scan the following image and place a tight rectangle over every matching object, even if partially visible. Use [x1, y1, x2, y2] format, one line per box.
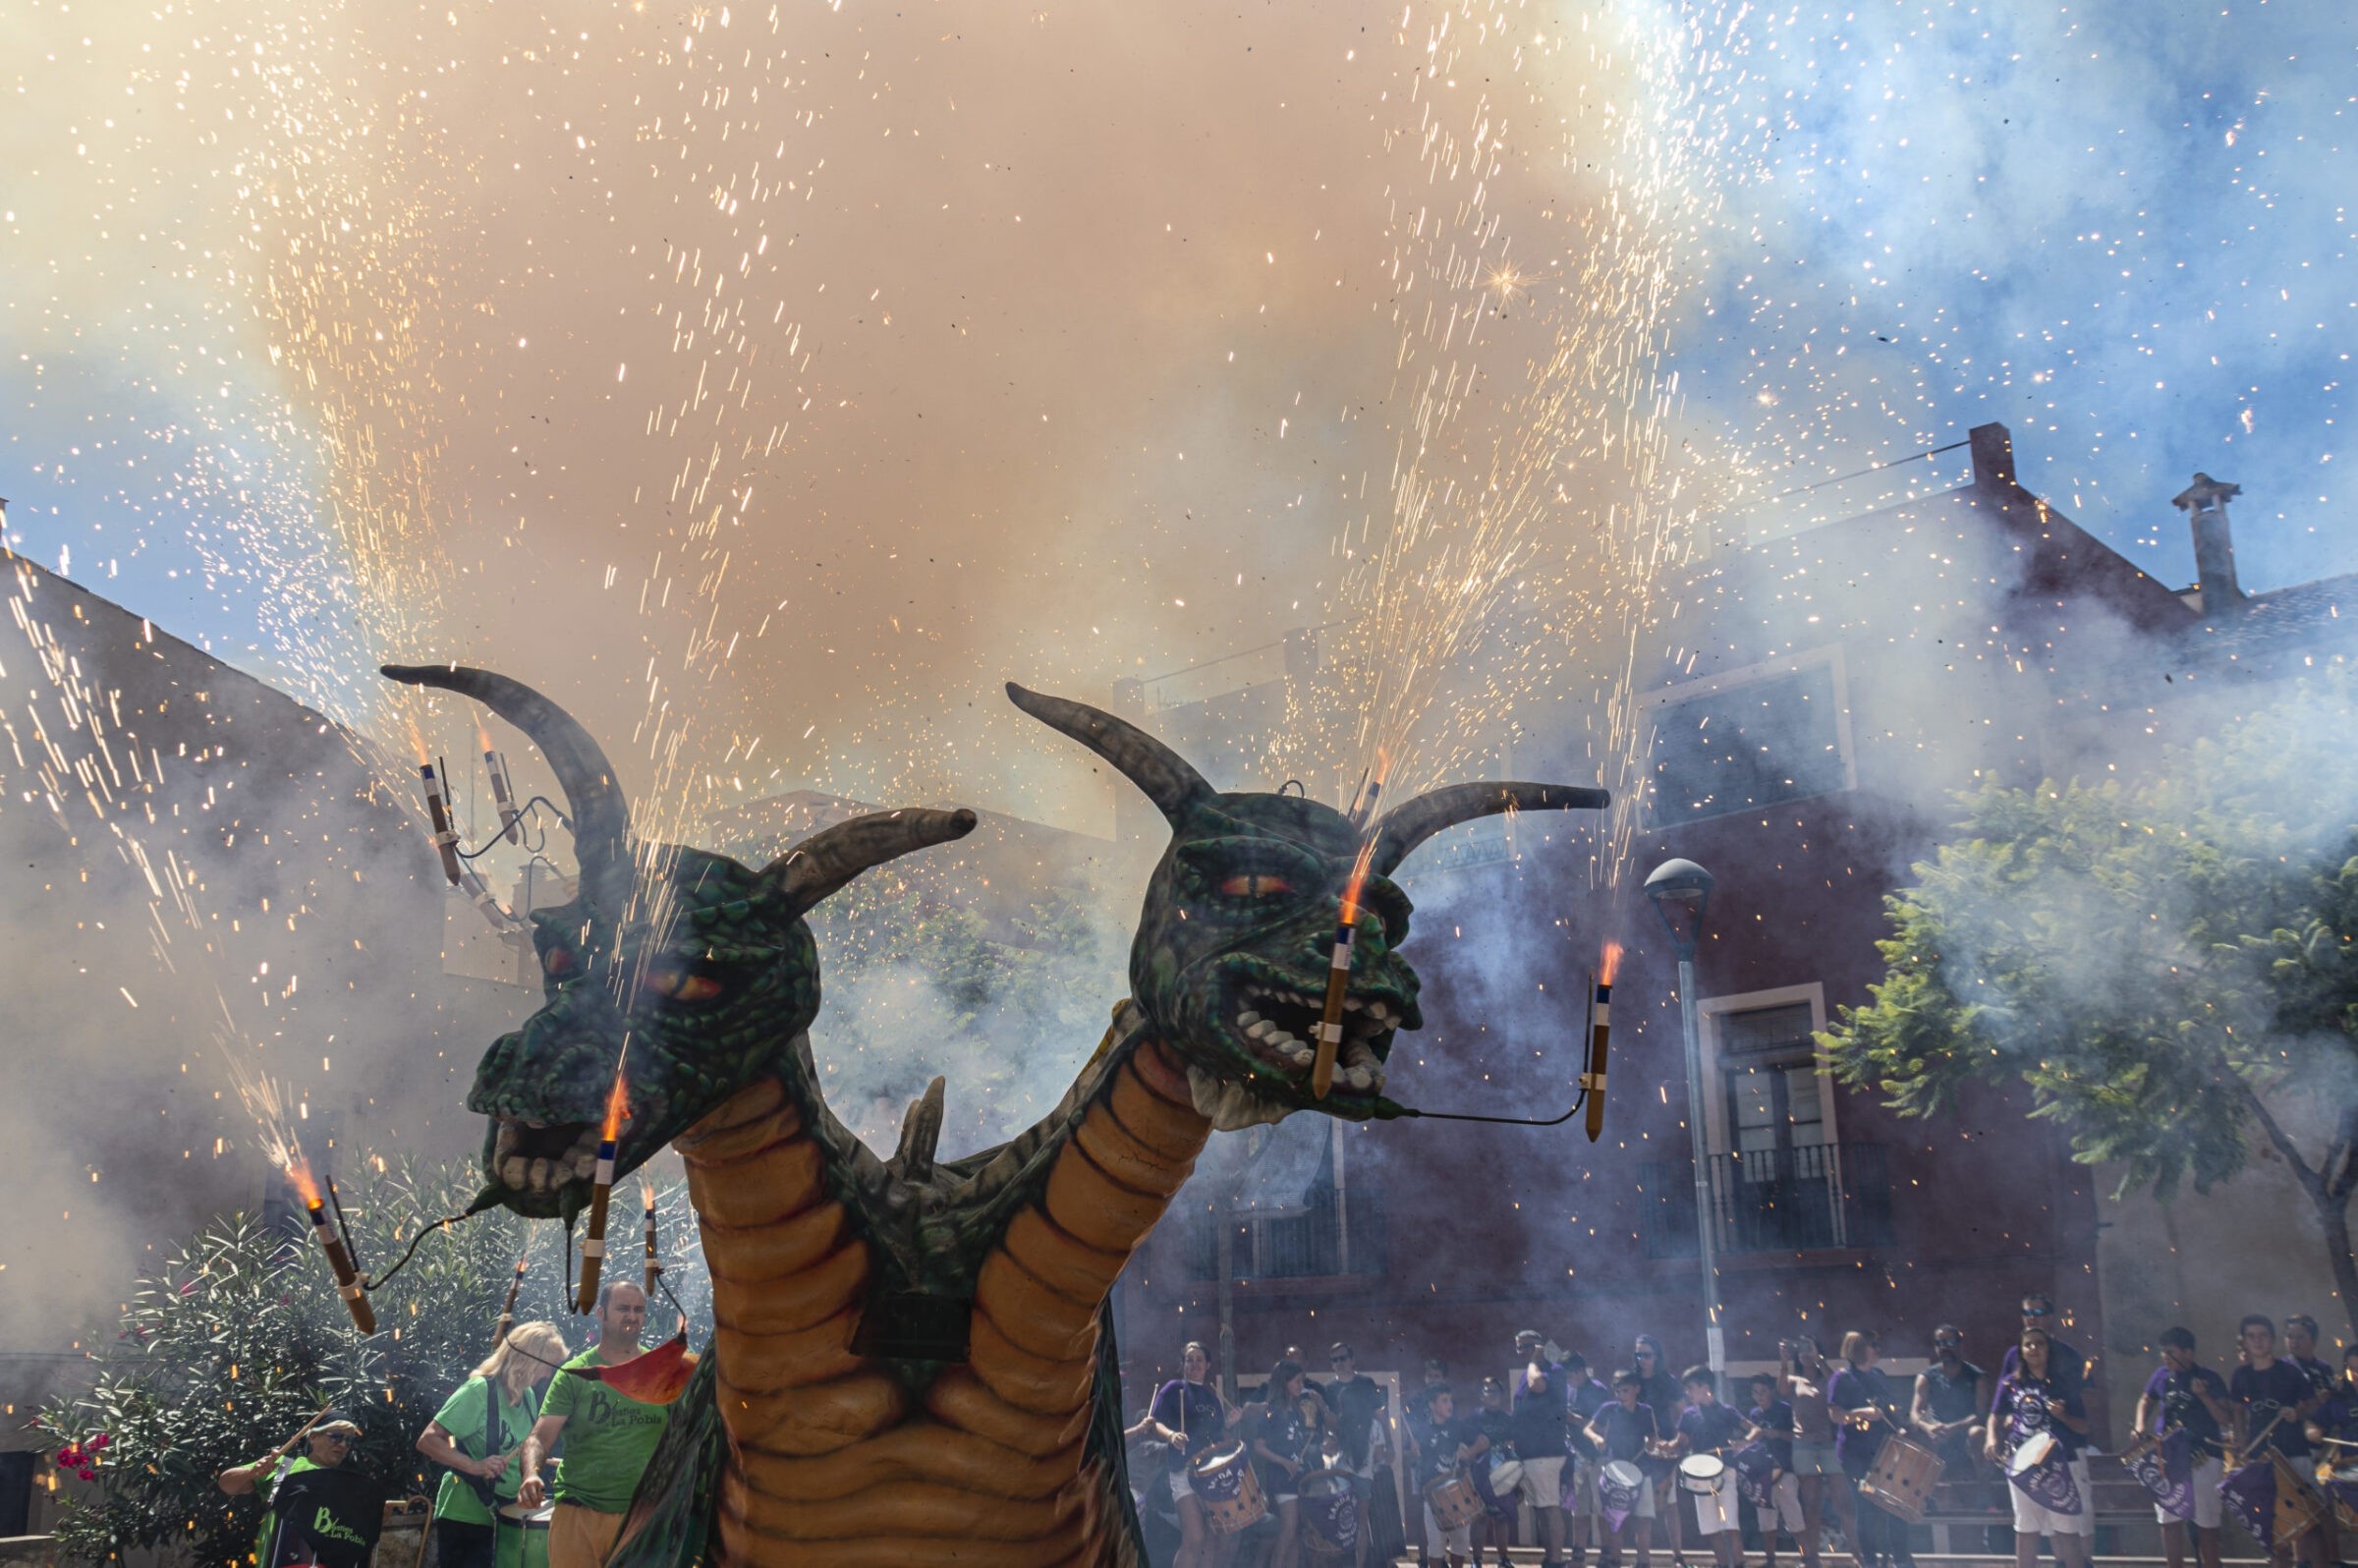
[1638, 1143, 1894, 1259]
[1182, 1186, 1389, 1282]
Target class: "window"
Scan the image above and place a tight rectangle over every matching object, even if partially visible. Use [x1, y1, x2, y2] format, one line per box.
[1645, 652, 1853, 823]
[1720, 1001, 1828, 1175]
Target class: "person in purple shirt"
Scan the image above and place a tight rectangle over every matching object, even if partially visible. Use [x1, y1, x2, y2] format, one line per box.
[2285, 1315, 2341, 1568]
[1672, 1368, 1747, 1568]
[1741, 1373, 1806, 1568]
[2231, 1316, 2329, 1568]
[1826, 1331, 1911, 1568]
[2135, 1327, 2230, 1568]
[1987, 1327, 2092, 1568]
[1585, 1370, 1664, 1568]
[1147, 1341, 1241, 1568]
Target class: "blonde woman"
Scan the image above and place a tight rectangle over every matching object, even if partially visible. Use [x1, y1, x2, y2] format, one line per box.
[418, 1321, 570, 1568]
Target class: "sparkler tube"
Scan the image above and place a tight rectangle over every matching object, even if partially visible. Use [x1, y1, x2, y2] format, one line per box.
[484, 749, 521, 844]
[420, 762, 465, 887]
[575, 1138, 617, 1313]
[642, 1192, 661, 1300]
[493, 1257, 526, 1351]
[1583, 978, 1612, 1143]
[306, 1199, 377, 1333]
[1310, 919, 1356, 1099]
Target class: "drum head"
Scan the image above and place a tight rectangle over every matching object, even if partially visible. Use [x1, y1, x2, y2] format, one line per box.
[2008, 1432, 2056, 1476]
[1300, 1468, 1353, 1499]
[497, 1504, 554, 1526]
[1602, 1460, 1646, 1491]
[1679, 1453, 1728, 1492]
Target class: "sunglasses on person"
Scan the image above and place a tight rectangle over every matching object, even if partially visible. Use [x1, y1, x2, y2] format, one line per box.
[2021, 1306, 2053, 1317]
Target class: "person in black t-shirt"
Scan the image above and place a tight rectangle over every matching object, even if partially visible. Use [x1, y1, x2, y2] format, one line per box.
[1742, 1372, 1805, 1568]
[2231, 1316, 2329, 1568]
[1911, 1325, 1986, 1475]
[1586, 1371, 1664, 1568]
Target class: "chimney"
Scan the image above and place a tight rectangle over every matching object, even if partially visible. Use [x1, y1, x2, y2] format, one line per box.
[1969, 422, 2017, 490]
[2171, 473, 2244, 618]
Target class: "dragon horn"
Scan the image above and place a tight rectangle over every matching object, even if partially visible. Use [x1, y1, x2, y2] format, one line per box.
[761, 808, 979, 918]
[1004, 683, 1211, 823]
[379, 664, 635, 911]
[1367, 781, 1611, 876]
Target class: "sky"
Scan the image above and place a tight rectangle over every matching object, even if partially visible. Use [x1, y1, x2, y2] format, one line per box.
[0, 0, 2348, 838]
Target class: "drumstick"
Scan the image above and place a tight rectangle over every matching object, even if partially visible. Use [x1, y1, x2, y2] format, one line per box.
[267, 1404, 338, 1465]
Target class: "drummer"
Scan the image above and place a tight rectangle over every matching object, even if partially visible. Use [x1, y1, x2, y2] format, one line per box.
[1672, 1367, 1747, 1568]
[1148, 1341, 1242, 1568]
[1415, 1384, 1479, 1568]
[1585, 1369, 1664, 1568]
[2230, 1315, 2329, 1568]
[2136, 1326, 2230, 1568]
[1909, 1327, 1985, 1477]
[1985, 1325, 2093, 1568]
[1472, 1377, 1519, 1568]
[1564, 1353, 1615, 1568]
[415, 1321, 569, 1568]
[1741, 1372, 1807, 1568]
[1826, 1331, 1911, 1568]
[1510, 1337, 1576, 1568]
[1249, 1359, 1320, 1568]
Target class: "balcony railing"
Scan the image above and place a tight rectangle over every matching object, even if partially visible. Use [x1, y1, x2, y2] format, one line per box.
[1183, 1186, 1389, 1282]
[1638, 1143, 1893, 1259]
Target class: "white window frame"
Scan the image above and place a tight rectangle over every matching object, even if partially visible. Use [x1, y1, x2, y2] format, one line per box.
[1637, 645, 1858, 826]
[1696, 981, 1837, 1158]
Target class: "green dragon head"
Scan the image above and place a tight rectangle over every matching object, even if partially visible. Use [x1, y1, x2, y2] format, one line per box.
[382, 665, 974, 1219]
[1007, 685, 1606, 1130]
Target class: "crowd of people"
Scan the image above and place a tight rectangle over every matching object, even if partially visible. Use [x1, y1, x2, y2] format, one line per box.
[1129, 1295, 2358, 1568]
[214, 1281, 672, 1568]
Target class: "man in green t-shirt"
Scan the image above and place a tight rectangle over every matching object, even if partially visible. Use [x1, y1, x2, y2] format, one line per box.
[216, 1409, 364, 1565]
[517, 1282, 667, 1568]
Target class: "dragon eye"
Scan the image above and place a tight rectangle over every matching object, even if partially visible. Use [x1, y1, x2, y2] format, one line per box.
[1216, 873, 1294, 898]
[542, 945, 576, 978]
[643, 959, 724, 1004]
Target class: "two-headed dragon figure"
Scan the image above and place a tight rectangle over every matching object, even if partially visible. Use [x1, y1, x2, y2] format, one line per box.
[383, 663, 1605, 1567]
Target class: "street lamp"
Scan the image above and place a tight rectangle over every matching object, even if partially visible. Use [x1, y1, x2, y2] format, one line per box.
[1644, 857, 1721, 1372]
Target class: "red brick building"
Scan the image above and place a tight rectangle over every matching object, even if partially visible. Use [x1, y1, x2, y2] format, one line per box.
[1115, 424, 2356, 1433]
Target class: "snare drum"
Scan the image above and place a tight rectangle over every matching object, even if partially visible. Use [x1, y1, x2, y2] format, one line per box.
[492, 1503, 553, 1568]
[1298, 1468, 1360, 1557]
[1191, 1442, 1267, 1536]
[1678, 1453, 1729, 1496]
[1861, 1434, 1945, 1525]
[1427, 1470, 1487, 1531]
[2007, 1430, 2058, 1478]
[1599, 1459, 1648, 1528]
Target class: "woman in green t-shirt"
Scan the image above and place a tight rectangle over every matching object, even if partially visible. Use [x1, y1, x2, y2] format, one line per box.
[416, 1321, 570, 1568]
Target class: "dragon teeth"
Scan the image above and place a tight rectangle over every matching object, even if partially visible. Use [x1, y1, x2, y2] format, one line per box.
[1237, 1010, 1262, 1027]
[500, 1155, 528, 1189]
[1345, 1065, 1373, 1091]
[1247, 1021, 1273, 1039]
[1290, 1044, 1315, 1066]
[528, 1158, 551, 1193]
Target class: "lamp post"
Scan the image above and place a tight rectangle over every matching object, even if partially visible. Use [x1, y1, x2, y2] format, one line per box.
[1645, 857, 1720, 1372]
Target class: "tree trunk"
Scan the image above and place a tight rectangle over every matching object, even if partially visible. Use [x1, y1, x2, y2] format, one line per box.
[2309, 1181, 2358, 1346]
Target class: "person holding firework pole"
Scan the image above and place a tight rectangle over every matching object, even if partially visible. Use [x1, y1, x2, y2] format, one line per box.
[516, 1282, 668, 1568]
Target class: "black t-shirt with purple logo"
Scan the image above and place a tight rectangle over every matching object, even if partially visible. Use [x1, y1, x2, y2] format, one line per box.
[2142, 1364, 2229, 1459]
[1993, 1370, 2086, 1464]
[2231, 1360, 2316, 1459]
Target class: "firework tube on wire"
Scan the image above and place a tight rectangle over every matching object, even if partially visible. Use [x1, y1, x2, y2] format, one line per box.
[1584, 943, 1622, 1143]
[575, 1074, 626, 1313]
[1313, 837, 1381, 1100]
[1311, 916, 1355, 1100]
[483, 743, 521, 845]
[642, 1183, 661, 1300]
[420, 761, 465, 887]
[493, 1256, 526, 1351]
[303, 1187, 377, 1334]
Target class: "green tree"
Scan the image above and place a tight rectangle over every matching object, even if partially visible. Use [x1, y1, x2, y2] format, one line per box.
[1821, 674, 2358, 1336]
[37, 1156, 708, 1567]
